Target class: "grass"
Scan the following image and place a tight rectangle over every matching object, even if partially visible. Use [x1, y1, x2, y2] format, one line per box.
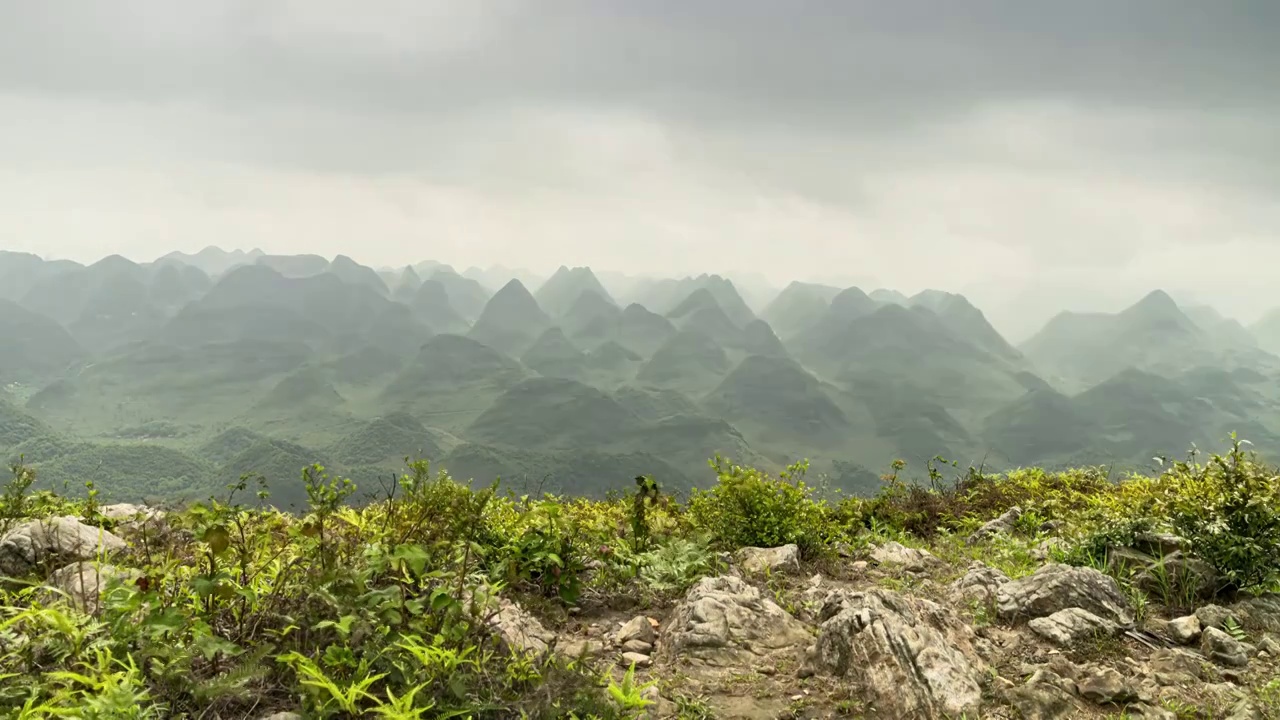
[2, 436, 1280, 718]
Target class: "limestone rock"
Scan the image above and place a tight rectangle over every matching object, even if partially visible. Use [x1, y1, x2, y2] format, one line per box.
[967, 506, 1021, 545]
[98, 503, 164, 528]
[1202, 627, 1250, 668]
[1134, 551, 1219, 600]
[616, 615, 657, 646]
[0, 516, 127, 577]
[621, 639, 653, 654]
[996, 564, 1133, 627]
[1167, 615, 1202, 645]
[1234, 594, 1280, 631]
[488, 597, 556, 656]
[1226, 697, 1262, 720]
[657, 575, 810, 671]
[47, 561, 137, 611]
[1148, 648, 1206, 686]
[1195, 604, 1237, 631]
[1131, 532, 1187, 558]
[949, 561, 1010, 606]
[619, 651, 652, 668]
[734, 544, 800, 575]
[1028, 607, 1119, 647]
[258, 713, 302, 720]
[809, 588, 985, 719]
[1006, 670, 1078, 720]
[558, 639, 606, 659]
[868, 541, 942, 573]
[1077, 665, 1137, 705]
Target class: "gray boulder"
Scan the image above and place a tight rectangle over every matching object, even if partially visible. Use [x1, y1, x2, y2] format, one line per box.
[996, 564, 1134, 627]
[868, 541, 943, 573]
[1077, 665, 1138, 705]
[47, 561, 138, 612]
[949, 561, 1010, 606]
[657, 575, 810, 671]
[734, 544, 800, 575]
[808, 588, 986, 719]
[0, 516, 127, 577]
[1201, 627, 1250, 668]
[967, 506, 1021, 545]
[1166, 615, 1202, 645]
[1028, 608, 1120, 647]
[487, 596, 557, 656]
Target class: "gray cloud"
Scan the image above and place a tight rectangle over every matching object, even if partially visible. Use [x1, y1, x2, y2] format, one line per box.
[1, 1, 1278, 333]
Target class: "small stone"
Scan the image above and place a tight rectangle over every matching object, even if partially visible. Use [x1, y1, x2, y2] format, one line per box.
[1167, 615, 1202, 645]
[619, 652, 651, 668]
[1258, 635, 1280, 655]
[851, 560, 869, 573]
[621, 639, 653, 654]
[616, 615, 657, 646]
[869, 541, 942, 572]
[1227, 697, 1262, 720]
[757, 665, 778, 676]
[967, 506, 1021, 545]
[558, 640, 605, 659]
[1202, 627, 1250, 668]
[258, 714, 303, 720]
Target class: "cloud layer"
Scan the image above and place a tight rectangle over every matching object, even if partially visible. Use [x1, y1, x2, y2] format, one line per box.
[2, 1, 1278, 336]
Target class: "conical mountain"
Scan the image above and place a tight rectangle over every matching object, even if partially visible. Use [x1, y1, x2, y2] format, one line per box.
[631, 274, 756, 327]
[586, 341, 643, 371]
[356, 303, 434, 356]
[20, 255, 149, 325]
[158, 246, 264, 277]
[256, 254, 330, 278]
[761, 281, 842, 338]
[703, 354, 847, 443]
[870, 288, 910, 306]
[742, 319, 788, 357]
[909, 290, 1021, 362]
[253, 367, 346, 414]
[466, 377, 645, 449]
[1183, 305, 1258, 351]
[430, 269, 492, 321]
[668, 290, 743, 346]
[149, 262, 212, 310]
[666, 288, 726, 323]
[0, 396, 52, 449]
[392, 266, 423, 303]
[329, 411, 443, 466]
[1021, 290, 1226, 389]
[535, 266, 616, 318]
[1250, 308, 1280, 355]
[563, 289, 622, 341]
[468, 279, 553, 356]
[617, 303, 677, 357]
[409, 279, 469, 334]
[330, 254, 390, 295]
[981, 388, 1098, 466]
[521, 327, 587, 379]
[67, 267, 168, 351]
[381, 335, 529, 428]
[0, 299, 84, 382]
[636, 329, 731, 391]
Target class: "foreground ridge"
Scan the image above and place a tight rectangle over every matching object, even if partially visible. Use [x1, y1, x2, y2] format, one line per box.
[1, 442, 1279, 719]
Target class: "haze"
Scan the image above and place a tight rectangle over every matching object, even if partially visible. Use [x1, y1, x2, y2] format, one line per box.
[2, 1, 1278, 339]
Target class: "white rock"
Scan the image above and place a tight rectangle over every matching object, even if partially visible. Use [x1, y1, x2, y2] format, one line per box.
[0, 516, 127, 577]
[1167, 615, 1202, 645]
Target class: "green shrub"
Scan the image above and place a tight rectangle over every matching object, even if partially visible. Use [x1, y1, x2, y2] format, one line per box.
[687, 457, 831, 558]
[1155, 437, 1280, 592]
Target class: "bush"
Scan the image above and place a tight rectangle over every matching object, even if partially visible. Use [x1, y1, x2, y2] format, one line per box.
[687, 457, 832, 558]
[1154, 437, 1280, 592]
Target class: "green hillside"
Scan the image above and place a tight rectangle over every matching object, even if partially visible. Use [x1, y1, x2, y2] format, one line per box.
[521, 328, 587, 380]
[534, 266, 616, 318]
[329, 412, 444, 467]
[0, 300, 84, 383]
[702, 355, 847, 446]
[635, 329, 731, 391]
[467, 279, 553, 356]
[760, 280, 842, 338]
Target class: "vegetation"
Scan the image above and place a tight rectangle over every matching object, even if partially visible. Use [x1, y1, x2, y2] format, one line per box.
[3, 435, 1278, 717]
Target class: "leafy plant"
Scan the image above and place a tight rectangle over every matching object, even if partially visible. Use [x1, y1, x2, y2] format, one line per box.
[688, 457, 832, 558]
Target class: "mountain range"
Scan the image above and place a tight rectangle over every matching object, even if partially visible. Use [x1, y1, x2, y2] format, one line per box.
[4, 247, 1280, 507]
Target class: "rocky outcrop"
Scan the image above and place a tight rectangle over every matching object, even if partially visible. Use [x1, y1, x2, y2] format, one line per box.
[47, 561, 137, 611]
[949, 561, 1009, 606]
[99, 504, 165, 532]
[734, 544, 800, 575]
[657, 575, 810, 671]
[807, 588, 986, 719]
[1201, 627, 1250, 668]
[1028, 607, 1120, 647]
[487, 597, 557, 656]
[868, 541, 943, 573]
[996, 563, 1134, 627]
[968, 506, 1021, 544]
[0, 516, 127, 577]
[1167, 615, 1202, 645]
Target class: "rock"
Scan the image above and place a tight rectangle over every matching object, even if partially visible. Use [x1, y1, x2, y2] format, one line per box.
[617, 615, 657, 646]
[257, 714, 302, 720]
[1167, 615, 1202, 645]
[1258, 635, 1280, 655]
[1195, 604, 1237, 631]
[1028, 608, 1120, 647]
[558, 639, 606, 659]
[850, 560, 869, 573]
[1126, 705, 1178, 720]
[996, 564, 1133, 627]
[868, 541, 942, 573]
[487, 597, 557, 656]
[1131, 532, 1187, 558]
[734, 544, 801, 575]
[0, 516, 127, 577]
[949, 562, 1010, 606]
[967, 506, 1021, 544]
[1148, 648, 1206, 686]
[1077, 665, 1137, 705]
[47, 561, 137, 612]
[1202, 627, 1250, 668]
[1106, 546, 1156, 577]
[619, 652, 652, 668]
[621, 639, 653, 654]
[1032, 538, 1067, 562]
[98, 503, 164, 529]
[1005, 678, 1076, 720]
[1227, 697, 1262, 720]
[1134, 551, 1219, 600]
[1234, 594, 1280, 631]
[809, 588, 986, 719]
[657, 575, 810, 671]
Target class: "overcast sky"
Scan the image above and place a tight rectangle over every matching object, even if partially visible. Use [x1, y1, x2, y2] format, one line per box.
[2, 1, 1278, 337]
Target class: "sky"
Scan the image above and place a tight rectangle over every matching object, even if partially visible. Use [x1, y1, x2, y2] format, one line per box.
[2, 1, 1279, 339]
